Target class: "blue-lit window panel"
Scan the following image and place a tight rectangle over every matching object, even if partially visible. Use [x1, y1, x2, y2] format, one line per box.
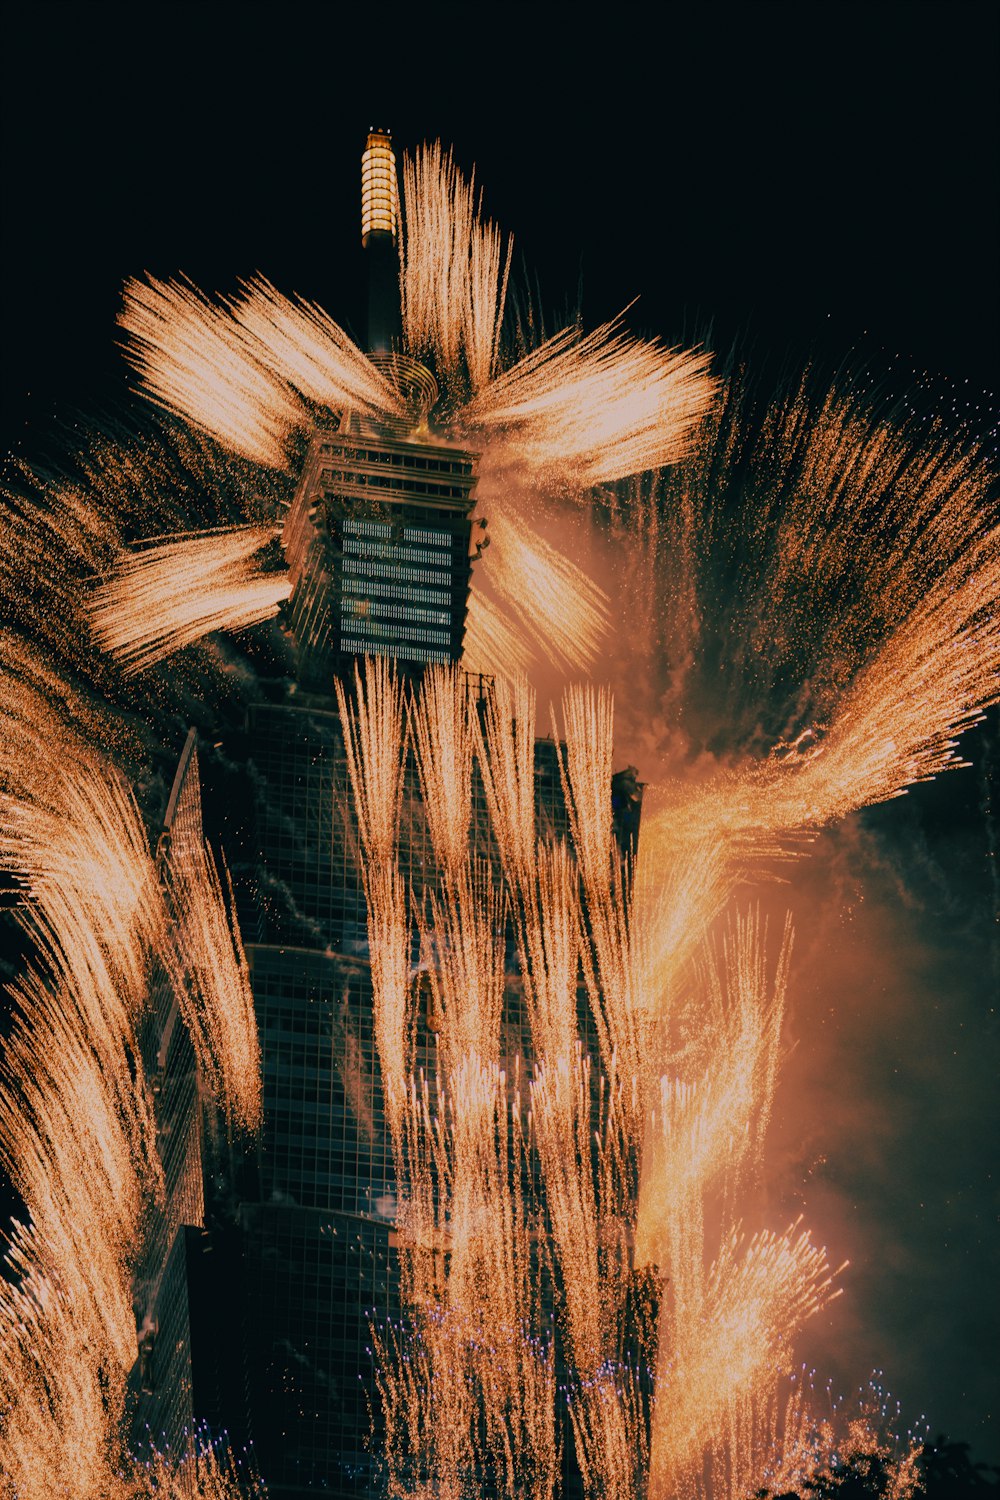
[343, 537, 454, 568]
[341, 619, 451, 647]
[342, 517, 455, 551]
[347, 602, 452, 627]
[284, 426, 478, 682]
[343, 518, 393, 538]
[341, 639, 452, 666]
[343, 557, 454, 587]
[342, 575, 451, 606]
[341, 637, 452, 666]
[402, 526, 452, 549]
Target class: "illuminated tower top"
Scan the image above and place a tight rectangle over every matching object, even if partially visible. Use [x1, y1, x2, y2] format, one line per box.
[362, 128, 401, 353]
[361, 128, 398, 245]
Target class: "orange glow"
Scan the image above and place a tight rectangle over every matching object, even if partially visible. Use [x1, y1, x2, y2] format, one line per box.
[0, 659, 261, 1492]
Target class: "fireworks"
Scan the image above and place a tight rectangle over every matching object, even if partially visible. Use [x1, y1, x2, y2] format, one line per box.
[87, 524, 291, 673]
[108, 145, 715, 689]
[159, 735, 262, 1134]
[119, 274, 305, 467]
[649, 1221, 841, 1500]
[1, 126, 997, 1500]
[400, 140, 513, 397]
[457, 313, 715, 487]
[337, 672, 834, 1500]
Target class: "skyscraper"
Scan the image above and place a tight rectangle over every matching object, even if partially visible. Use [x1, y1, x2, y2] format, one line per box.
[130, 129, 639, 1498]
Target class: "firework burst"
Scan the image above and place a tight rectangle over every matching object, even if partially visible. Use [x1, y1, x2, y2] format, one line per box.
[1, 128, 996, 1500]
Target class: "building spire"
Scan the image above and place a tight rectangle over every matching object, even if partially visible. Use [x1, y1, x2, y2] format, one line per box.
[361, 127, 401, 353]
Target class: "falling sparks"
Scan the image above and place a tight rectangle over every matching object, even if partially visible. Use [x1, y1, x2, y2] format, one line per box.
[0, 676, 160, 1489]
[409, 662, 477, 878]
[474, 509, 612, 675]
[159, 736, 262, 1134]
[0, 659, 260, 1488]
[337, 667, 827, 1500]
[648, 1222, 841, 1500]
[461, 586, 539, 684]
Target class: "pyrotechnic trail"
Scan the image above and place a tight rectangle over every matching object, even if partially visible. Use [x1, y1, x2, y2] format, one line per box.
[512, 839, 582, 1067]
[473, 672, 539, 883]
[605, 377, 998, 767]
[456, 312, 714, 487]
[87, 524, 291, 674]
[648, 1222, 841, 1500]
[159, 738, 262, 1134]
[409, 662, 477, 880]
[634, 910, 791, 1271]
[0, 1229, 122, 1499]
[551, 686, 646, 1086]
[335, 655, 411, 1151]
[417, 861, 506, 1073]
[470, 511, 611, 676]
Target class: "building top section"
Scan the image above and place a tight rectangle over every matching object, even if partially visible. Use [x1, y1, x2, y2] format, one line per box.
[282, 423, 480, 689]
[361, 129, 398, 246]
[307, 430, 477, 511]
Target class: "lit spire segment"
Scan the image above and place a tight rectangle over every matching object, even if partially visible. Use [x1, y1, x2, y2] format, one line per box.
[362, 128, 398, 245]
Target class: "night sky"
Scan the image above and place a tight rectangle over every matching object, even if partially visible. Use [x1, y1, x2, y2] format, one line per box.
[3, 0, 998, 1470]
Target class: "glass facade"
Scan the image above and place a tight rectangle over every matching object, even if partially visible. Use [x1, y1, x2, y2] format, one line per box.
[226, 699, 577, 1495]
[239, 946, 397, 1492]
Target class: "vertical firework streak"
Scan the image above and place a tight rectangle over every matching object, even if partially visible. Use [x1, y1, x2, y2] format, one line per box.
[346, 661, 810, 1500]
[552, 686, 647, 1088]
[400, 141, 512, 398]
[335, 655, 410, 1152]
[410, 671, 560, 1499]
[635, 913, 814, 1500]
[0, 653, 262, 1488]
[160, 739, 263, 1135]
[346, 668, 642, 1498]
[0, 672, 163, 1491]
[348, 665, 562, 1498]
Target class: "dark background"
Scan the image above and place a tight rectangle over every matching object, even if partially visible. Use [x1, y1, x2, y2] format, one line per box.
[3, 0, 997, 1470]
